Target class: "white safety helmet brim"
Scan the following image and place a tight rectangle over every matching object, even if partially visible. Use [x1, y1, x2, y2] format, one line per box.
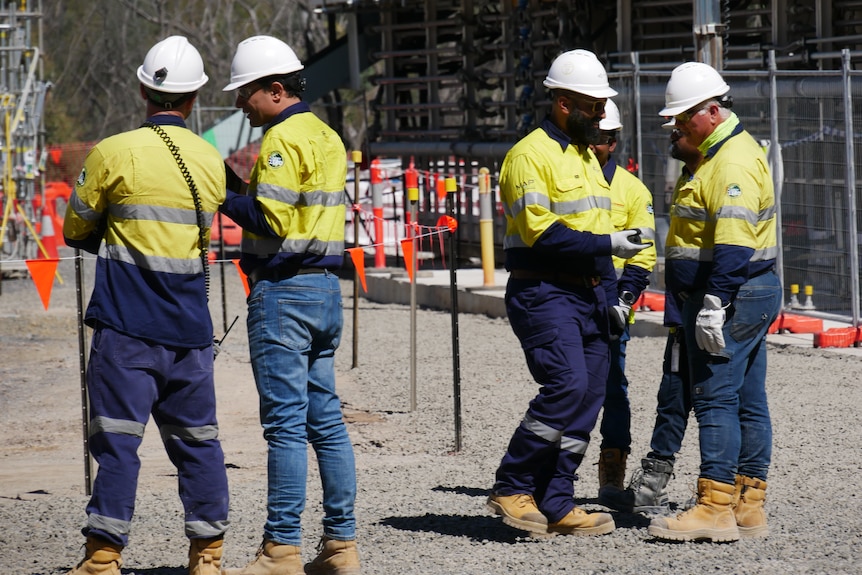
[223, 35, 305, 91]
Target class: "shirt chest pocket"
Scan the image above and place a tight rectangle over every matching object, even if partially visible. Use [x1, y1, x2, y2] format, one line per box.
[551, 176, 587, 202]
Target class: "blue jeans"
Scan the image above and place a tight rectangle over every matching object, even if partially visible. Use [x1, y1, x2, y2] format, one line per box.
[600, 327, 631, 451]
[647, 327, 691, 462]
[682, 271, 782, 484]
[246, 272, 356, 546]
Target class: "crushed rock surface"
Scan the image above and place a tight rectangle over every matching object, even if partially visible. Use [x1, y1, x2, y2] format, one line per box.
[1, 253, 860, 574]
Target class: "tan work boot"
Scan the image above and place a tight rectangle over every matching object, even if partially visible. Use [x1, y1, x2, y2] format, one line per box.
[648, 478, 740, 542]
[67, 535, 123, 575]
[598, 448, 628, 491]
[188, 536, 223, 575]
[222, 540, 303, 575]
[486, 492, 548, 535]
[547, 507, 615, 536]
[304, 537, 360, 575]
[733, 475, 769, 538]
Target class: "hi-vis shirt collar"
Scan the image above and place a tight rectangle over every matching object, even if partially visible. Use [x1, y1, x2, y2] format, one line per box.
[144, 114, 187, 128]
[264, 101, 312, 133]
[540, 115, 572, 151]
[701, 113, 744, 160]
[602, 156, 618, 185]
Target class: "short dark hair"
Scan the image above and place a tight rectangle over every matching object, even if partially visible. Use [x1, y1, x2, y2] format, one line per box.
[143, 86, 196, 110]
[259, 72, 306, 98]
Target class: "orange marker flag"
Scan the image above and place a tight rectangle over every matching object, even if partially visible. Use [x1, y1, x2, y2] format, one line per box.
[400, 238, 415, 282]
[26, 258, 59, 310]
[346, 247, 367, 292]
[232, 259, 250, 297]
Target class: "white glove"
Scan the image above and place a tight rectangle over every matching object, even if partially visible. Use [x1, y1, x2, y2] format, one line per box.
[609, 300, 631, 338]
[695, 294, 727, 354]
[610, 229, 650, 259]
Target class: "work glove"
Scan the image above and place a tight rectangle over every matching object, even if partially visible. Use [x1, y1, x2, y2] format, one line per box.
[609, 299, 632, 341]
[610, 229, 650, 259]
[695, 294, 727, 354]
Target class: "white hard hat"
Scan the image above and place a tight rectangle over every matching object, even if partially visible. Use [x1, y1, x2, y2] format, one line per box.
[659, 61, 730, 116]
[599, 98, 622, 131]
[223, 35, 304, 91]
[137, 36, 208, 93]
[543, 49, 618, 98]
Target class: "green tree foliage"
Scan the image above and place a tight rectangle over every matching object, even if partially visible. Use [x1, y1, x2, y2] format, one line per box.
[41, 0, 330, 143]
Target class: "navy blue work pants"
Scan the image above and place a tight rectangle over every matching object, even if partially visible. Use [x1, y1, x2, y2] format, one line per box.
[494, 279, 609, 523]
[83, 326, 230, 546]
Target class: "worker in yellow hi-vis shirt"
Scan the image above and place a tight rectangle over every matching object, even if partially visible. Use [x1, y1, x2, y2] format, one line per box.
[486, 49, 649, 540]
[589, 98, 657, 500]
[647, 62, 781, 544]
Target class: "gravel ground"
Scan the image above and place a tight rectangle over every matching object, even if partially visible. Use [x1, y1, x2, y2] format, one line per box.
[1, 252, 861, 574]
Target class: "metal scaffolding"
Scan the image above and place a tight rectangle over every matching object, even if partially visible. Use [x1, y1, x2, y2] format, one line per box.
[0, 0, 48, 268]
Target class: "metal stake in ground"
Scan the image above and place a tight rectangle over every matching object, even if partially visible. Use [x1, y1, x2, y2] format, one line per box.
[445, 177, 463, 452]
[350, 151, 362, 368]
[74, 249, 93, 495]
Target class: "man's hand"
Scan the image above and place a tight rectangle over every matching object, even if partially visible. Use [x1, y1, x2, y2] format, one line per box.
[610, 229, 651, 259]
[695, 294, 727, 354]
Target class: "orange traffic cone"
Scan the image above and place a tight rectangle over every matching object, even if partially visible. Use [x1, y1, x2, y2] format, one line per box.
[38, 206, 59, 260]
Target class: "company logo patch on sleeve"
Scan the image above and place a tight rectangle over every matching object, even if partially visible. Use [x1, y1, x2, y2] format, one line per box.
[76, 168, 86, 187]
[267, 152, 284, 168]
[726, 183, 742, 198]
[646, 202, 654, 215]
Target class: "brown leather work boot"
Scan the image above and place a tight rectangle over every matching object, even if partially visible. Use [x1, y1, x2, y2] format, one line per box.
[648, 478, 740, 542]
[304, 537, 360, 575]
[67, 535, 123, 575]
[547, 506, 615, 536]
[733, 474, 769, 538]
[222, 540, 303, 575]
[598, 448, 628, 491]
[188, 536, 223, 575]
[486, 492, 548, 535]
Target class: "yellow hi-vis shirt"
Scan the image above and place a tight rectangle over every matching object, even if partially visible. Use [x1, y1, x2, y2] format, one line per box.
[609, 164, 657, 276]
[665, 125, 777, 303]
[500, 124, 613, 252]
[63, 119, 226, 347]
[241, 107, 347, 269]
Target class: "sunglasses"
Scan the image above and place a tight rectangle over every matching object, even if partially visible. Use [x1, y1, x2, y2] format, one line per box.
[237, 82, 265, 100]
[564, 95, 605, 115]
[674, 102, 710, 124]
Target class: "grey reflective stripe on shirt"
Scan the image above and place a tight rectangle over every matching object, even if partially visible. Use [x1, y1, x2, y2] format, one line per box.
[89, 416, 146, 438]
[242, 236, 345, 257]
[68, 191, 103, 222]
[160, 423, 219, 443]
[256, 182, 347, 207]
[550, 194, 610, 214]
[100, 243, 204, 274]
[672, 204, 707, 221]
[109, 203, 215, 227]
[665, 246, 713, 262]
[507, 192, 551, 220]
[717, 204, 760, 226]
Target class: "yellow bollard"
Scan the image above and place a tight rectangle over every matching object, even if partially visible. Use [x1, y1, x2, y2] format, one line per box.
[803, 284, 816, 310]
[788, 283, 800, 309]
[478, 167, 495, 287]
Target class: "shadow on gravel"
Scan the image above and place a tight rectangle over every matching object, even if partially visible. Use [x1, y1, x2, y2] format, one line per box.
[119, 568, 187, 574]
[430, 485, 488, 497]
[380, 514, 547, 543]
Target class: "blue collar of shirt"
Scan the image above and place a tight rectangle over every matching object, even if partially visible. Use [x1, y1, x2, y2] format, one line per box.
[602, 156, 618, 184]
[539, 115, 574, 152]
[144, 114, 187, 128]
[264, 101, 311, 133]
[703, 122, 745, 160]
